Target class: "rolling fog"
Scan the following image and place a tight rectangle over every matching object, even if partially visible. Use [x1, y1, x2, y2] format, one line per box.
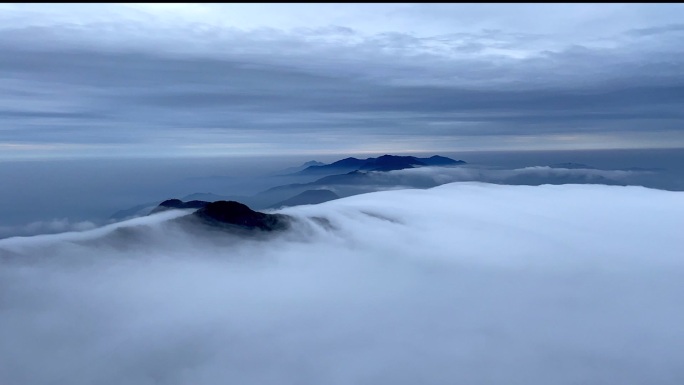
[1, 148, 683, 239]
[1, 182, 683, 385]
[0, 155, 327, 232]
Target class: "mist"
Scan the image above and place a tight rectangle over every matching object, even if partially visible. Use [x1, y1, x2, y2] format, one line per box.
[2, 148, 683, 239]
[0, 155, 330, 228]
[2, 182, 683, 385]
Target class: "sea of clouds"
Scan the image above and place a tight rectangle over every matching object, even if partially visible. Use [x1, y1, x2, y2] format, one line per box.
[1, 162, 673, 239]
[350, 164, 650, 190]
[1, 182, 683, 385]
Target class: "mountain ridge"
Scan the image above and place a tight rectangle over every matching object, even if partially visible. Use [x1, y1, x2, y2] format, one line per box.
[295, 154, 466, 175]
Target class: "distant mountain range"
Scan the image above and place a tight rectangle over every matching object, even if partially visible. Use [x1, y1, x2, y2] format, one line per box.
[110, 154, 467, 220]
[268, 189, 339, 209]
[271, 160, 327, 176]
[107, 153, 670, 227]
[294, 155, 465, 175]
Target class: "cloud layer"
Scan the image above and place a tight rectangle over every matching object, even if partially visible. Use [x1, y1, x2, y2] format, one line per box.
[1, 183, 683, 384]
[0, 218, 96, 239]
[1, 4, 683, 157]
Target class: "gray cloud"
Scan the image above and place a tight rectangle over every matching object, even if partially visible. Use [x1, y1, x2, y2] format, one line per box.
[0, 218, 96, 239]
[626, 23, 684, 37]
[0, 4, 683, 156]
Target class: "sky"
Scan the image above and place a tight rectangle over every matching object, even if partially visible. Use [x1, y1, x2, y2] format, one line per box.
[0, 3, 683, 158]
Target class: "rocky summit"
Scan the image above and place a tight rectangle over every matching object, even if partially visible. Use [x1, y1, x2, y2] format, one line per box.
[149, 199, 210, 214]
[192, 201, 290, 232]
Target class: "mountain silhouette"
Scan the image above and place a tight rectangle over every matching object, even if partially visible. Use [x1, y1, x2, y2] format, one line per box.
[295, 154, 465, 175]
[110, 154, 468, 219]
[271, 160, 327, 176]
[268, 189, 340, 209]
[192, 201, 289, 231]
[149, 199, 210, 214]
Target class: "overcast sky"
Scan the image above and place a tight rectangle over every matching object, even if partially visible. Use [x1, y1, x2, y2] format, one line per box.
[1, 3, 683, 158]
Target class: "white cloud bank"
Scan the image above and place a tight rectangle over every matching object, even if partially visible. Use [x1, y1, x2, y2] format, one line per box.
[0, 218, 97, 239]
[1, 182, 683, 385]
[382, 164, 642, 187]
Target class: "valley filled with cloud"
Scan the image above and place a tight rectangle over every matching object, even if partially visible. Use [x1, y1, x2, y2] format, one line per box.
[2, 182, 683, 385]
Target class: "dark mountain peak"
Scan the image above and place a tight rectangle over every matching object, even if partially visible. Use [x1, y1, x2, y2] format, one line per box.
[296, 154, 467, 175]
[376, 154, 408, 159]
[295, 157, 363, 175]
[270, 160, 328, 176]
[186, 200, 211, 207]
[160, 199, 183, 207]
[150, 199, 210, 214]
[302, 160, 325, 167]
[359, 155, 425, 172]
[420, 155, 467, 165]
[193, 200, 289, 231]
[331, 157, 365, 166]
[199, 201, 254, 218]
[312, 170, 372, 185]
